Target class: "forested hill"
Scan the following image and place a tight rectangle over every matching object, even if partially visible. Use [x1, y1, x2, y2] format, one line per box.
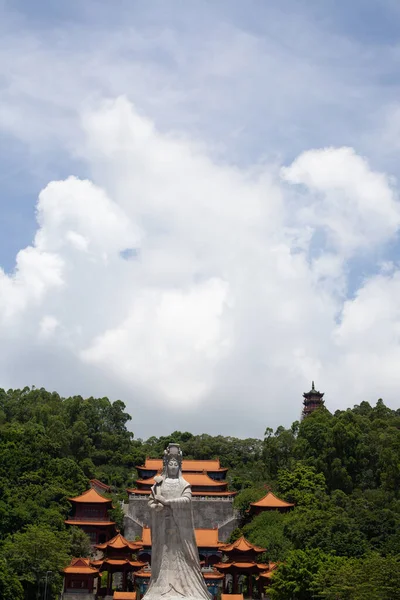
[0, 387, 400, 599]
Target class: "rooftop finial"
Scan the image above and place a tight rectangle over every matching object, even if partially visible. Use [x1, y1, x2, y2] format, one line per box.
[312, 380, 315, 390]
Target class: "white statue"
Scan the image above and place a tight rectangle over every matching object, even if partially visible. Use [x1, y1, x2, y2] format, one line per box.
[143, 443, 211, 600]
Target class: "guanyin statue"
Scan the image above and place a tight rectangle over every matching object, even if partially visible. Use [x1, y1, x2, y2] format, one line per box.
[143, 443, 211, 600]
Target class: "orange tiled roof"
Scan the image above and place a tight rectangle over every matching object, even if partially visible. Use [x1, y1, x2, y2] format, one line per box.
[113, 593, 137, 600]
[140, 527, 223, 549]
[68, 488, 112, 504]
[136, 473, 228, 488]
[222, 595, 243, 600]
[101, 559, 144, 567]
[215, 562, 267, 570]
[128, 489, 236, 497]
[250, 492, 294, 509]
[220, 536, 266, 553]
[202, 570, 224, 580]
[142, 458, 225, 472]
[195, 529, 223, 548]
[65, 519, 115, 527]
[135, 569, 152, 578]
[259, 571, 273, 579]
[96, 533, 142, 551]
[64, 558, 99, 575]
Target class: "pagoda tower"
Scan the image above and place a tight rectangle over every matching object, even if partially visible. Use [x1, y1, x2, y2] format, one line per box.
[302, 381, 324, 419]
[214, 536, 268, 597]
[65, 488, 116, 545]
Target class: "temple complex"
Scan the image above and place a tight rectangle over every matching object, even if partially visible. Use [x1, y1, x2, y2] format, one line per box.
[249, 491, 294, 515]
[65, 488, 116, 545]
[302, 381, 325, 418]
[124, 458, 238, 541]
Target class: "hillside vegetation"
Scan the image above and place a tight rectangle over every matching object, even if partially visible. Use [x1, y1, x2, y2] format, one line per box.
[0, 387, 399, 599]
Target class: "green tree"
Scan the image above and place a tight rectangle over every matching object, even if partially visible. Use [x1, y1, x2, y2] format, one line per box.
[269, 548, 329, 600]
[3, 524, 71, 599]
[0, 556, 24, 600]
[69, 527, 92, 558]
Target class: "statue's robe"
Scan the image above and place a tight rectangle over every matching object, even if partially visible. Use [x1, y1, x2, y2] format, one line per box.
[144, 476, 211, 600]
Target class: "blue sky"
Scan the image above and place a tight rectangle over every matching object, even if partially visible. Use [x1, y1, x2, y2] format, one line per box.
[1, 0, 400, 436]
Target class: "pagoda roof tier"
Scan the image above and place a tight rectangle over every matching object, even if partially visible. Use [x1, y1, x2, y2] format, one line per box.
[65, 519, 115, 527]
[128, 489, 236, 497]
[140, 458, 226, 472]
[135, 569, 152, 578]
[214, 562, 268, 571]
[202, 569, 224, 580]
[68, 488, 112, 504]
[140, 526, 224, 549]
[92, 559, 145, 568]
[135, 473, 228, 488]
[64, 558, 99, 575]
[250, 492, 294, 510]
[303, 381, 324, 399]
[113, 593, 137, 600]
[96, 533, 142, 551]
[258, 571, 273, 579]
[222, 595, 243, 600]
[220, 536, 266, 553]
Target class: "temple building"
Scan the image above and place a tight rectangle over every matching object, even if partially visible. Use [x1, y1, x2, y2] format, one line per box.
[302, 381, 325, 419]
[91, 533, 145, 597]
[249, 491, 294, 516]
[214, 536, 270, 598]
[124, 458, 238, 541]
[62, 557, 99, 599]
[65, 488, 116, 545]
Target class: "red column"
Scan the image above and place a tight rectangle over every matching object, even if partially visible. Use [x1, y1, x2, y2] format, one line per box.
[107, 570, 111, 596]
[249, 574, 253, 599]
[123, 569, 128, 591]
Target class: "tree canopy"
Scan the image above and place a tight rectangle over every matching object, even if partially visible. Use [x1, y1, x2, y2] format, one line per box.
[0, 387, 399, 599]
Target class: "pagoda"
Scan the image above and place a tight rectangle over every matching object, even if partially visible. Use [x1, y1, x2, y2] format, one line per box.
[249, 491, 294, 516]
[65, 488, 116, 545]
[125, 458, 238, 541]
[92, 532, 145, 597]
[214, 536, 268, 598]
[136, 458, 228, 481]
[62, 557, 99, 598]
[302, 381, 325, 419]
[131, 472, 233, 497]
[131, 458, 234, 496]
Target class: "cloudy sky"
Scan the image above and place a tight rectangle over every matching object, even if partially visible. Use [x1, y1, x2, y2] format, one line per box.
[1, 0, 400, 439]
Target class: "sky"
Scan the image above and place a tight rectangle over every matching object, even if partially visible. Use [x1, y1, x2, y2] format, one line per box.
[1, 0, 400, 439]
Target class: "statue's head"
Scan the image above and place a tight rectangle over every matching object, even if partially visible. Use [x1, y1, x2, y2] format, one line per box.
[162, 443, 182, 478]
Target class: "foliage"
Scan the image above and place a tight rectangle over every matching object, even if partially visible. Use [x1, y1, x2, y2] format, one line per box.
[268, 548, 330, 600]
[0, 556, 24, 600]
[0, 388, 399, 599]
[3, 524, 71, 600]
[233, 486, 266, 519]
[243, 511, 294, 562]
[69, 527, 92, 558]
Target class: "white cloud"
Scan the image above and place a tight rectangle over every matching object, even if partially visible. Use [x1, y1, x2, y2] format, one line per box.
[282, 147, 400, 253]
[1, 98, 400, 436]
